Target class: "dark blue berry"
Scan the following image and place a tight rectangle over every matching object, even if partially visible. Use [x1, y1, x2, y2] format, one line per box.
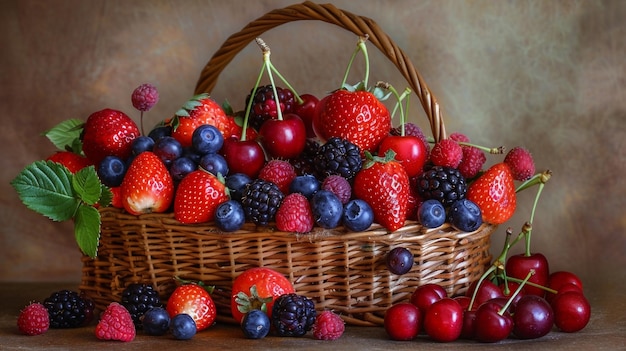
[241, 309, 271, 339]
[97, 155, 127, 187]
[289, 174, 320, 198]
[182, 147, 202, 165]
[214, 200, 245, 232]
[386, 247, 413, 275]
[142, 307, 170, 336]
[448, 198, 483, 232]
[342, 199, 374, 231]
[43, 290, 86, 329]
[199, 153, 229, 177]
[148, 125, 172, 142]
[131, 135, 155, 155]
[153, 136, 182, 167]
[310, 190, 343, 229]
[226, 173, 252, 201]
[170, 313, 196, 340]
[192, 124, 224, 155]
[418, 199, 446, 228]
[170, 157, 197, 182]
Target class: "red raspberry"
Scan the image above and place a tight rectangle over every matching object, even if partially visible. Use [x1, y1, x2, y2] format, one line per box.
[17, 302, 49, 336]
[504, 146, 535, 181]
[321, 175, 352, 204]
[430, 139, 463, 168]
[449, 132, 470, 143]
[458, 146, 486, 179]
[131, 83, 159, 112]
[258, 159, 297, 194]
[275, 193, 314, 233]
[312, 310, 345, 340]
[95, 302, 136, 342]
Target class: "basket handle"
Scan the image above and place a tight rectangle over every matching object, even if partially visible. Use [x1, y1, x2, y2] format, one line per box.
[194, 1, 447, 142]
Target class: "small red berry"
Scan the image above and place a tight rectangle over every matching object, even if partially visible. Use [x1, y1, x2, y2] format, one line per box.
[95, 302, 136, 342]
[449, 132, 470, 143]
[258, 159, 297, 194]
[430, 139, 463, 168]
[275, 193, 314, 233]
[131, 83, 159, 112]
[458, 146, 486, 179]
[321, 175, 352, 204]
[313, 310, 345, 340]
[17, 302, 49, 336]
[504, 146, 535, 181]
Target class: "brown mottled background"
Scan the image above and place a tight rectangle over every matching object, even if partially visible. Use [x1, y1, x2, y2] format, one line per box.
[1, 0, 624, 286]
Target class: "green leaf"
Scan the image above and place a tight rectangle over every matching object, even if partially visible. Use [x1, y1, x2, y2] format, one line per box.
[98, 184, 113, 208]
[74, 204, 101, 258]
[43, 119, 84, 153]
[10, 161, 79, 221]
[72, 166, 102, 206]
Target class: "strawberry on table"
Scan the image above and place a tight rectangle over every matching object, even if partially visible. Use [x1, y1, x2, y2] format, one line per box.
[120, 151, 174, 215]
[466, 162, 517, 224]
[173, 169, 229, 224]
[166, 282, 217, 332]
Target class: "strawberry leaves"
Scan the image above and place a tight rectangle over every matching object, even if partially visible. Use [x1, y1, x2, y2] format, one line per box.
[42, 118, 84, 154]
[11, 160, 111, 258]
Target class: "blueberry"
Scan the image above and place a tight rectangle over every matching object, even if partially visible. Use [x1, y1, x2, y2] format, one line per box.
[142, 307, 170, 336]
[199, 153, 229, 177]
[289, 174, 320, 198]
[240, 309, 270, 339]
[418, 199, 446, 228]
[97, 155, 127, 187]
[182, 147, 202, 165]
[225, 173, 252, 201]
[131, 135, 155, 156]
[342, 199, 374, 232]
[153, 136, 183, 167]
[170, 157, 197, 182]
[214, 200, 245, 232]
[148, 125, 172, 142]
[448, 198, 483, 232]
[192, 124, 224, 155]
[310, 190, 343, 229]
[386, 247, 413, 275]
[170, 313, 196, 340]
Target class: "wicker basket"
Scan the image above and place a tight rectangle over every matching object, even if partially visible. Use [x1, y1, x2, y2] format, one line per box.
[80, 1, 496, 327]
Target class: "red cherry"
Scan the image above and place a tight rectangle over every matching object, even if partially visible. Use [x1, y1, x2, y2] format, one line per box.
[465, 279, 504, 307]
[410, 283, 447, 320]
[258, 113, 306, 159]
[551, 291, 591, 333]
[474, 301, 514, 343]
[499, 281, 525, 310]
[460, 308, 477, 340]
[294, 93, 319, 138]
[453, 296, 471, 311]
[546, 282, 584, 304]
[545, 271, 583, 303]
[505, 252, 550, 296]
[220, 136, 265, 178]
[377, 135, 428, 177]
[423, 298, 463, 342]
[312, 94, 330, 142]
[383, 303, 421, 341]
[512, 295, 554, 339]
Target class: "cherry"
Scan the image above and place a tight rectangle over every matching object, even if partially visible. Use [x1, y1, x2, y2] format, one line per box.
[293, 93, 319, 138]
[377, 135, 427, 177]
[512, 295, 554, 339]
[460, 308, 477, 340]
[453, 296, 471, 311]
[505, 252, 550, 297]
[465, 278, 504, 307]
[383, 303, 421, 341]
[220, 136, 265, 178]
[474, 300, 513, 343]
[545, 271, 583, 303]
[258, 113, 306, 159]
[546, 282, 583, 304]
[499, 281, 525, 310]
[423, 297, 463, 342]
[551, 291, 591, 333]
[410, 283, 447, 320]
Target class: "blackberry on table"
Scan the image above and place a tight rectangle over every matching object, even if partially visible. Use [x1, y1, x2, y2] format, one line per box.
[271, 293, 316, 337]
[121, 283, 163, 328]
[241, 179, 285, 225]
[314, 137, 363, 180]
[245, 84, 296, 130]
[416, 165, 467, 207]
[43, 290, 86, 328]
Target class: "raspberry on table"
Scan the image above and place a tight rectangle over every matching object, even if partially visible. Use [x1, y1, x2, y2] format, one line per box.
[95, 302, 136, 342]
[17, 302, 49, 336]
[131, 83, 159, 112]
[313, 310, 345, 340]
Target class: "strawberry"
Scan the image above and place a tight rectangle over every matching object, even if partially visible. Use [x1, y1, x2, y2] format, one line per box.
[166, 282, 217, 332]
[466, 162, 517, 224]
[231, 267, 295, 324]
[275, 193, 314, 233]
[120, 151, 174, 215]
[95, 302, 136, 342]
[173, 169, 229, 224]
[109, 186, 123, 209]
[81, 108, 141, 166]
[17, 302, 49, 336]
[314, 89, 391, 153]
[46, 151, 92, 173]
[353, 151, 410, 232]
[168, 94, 229, 147]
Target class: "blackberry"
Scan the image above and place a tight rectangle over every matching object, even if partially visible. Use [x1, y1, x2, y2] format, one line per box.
[289, 138, 321, 176]
[271, 293, 316, 337]
[43, 290, 86, 328]
[416, 165, 467, 206]
[314, 137, 363, 180]
[121, 283, 163, 328]
[245, 85, 296, 130]
[241, 179, 285, 225]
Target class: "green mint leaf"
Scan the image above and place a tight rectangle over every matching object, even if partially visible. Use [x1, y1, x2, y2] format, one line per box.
[10, 161, 79, 221]
[74, 204, 100, 258]
[72, 166, 102, 206]
[43, 119, 84, 153]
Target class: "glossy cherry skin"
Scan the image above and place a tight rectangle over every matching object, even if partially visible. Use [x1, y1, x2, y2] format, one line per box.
[512, 295, 554, 339]
[546, 282, 583, 304]
[546, 271, 584, 303]
[423, 298, 463, 342]
[460, 308, 477, 340]
[505, 253, 550, 297]
[474, 301, 513, 343]
[551, 291, 591, 333]
[465, 279, 504, 307]
[294, 94, 319, 138]
[410, 283, 447, 320]
[258, 113, 306, 159]
[220, 137, 265, 178]
[384, 303, 421, 341]
[377, 135, 427, 177]
[499, 281, 525, 310]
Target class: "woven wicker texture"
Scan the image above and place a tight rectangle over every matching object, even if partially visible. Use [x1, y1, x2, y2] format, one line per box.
[80, 1, 496, 326]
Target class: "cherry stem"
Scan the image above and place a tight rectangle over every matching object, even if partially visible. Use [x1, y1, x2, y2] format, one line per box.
[515, 170, 551, 256]
[499, 269, 534, 315]
[503, 275, 558, 295]
[468, 264, 497, 311]
[378, 82, 411, 134]
[425, 137, 504, 154]
[257, 38, 284, 122]
[341, 35, 370, 88]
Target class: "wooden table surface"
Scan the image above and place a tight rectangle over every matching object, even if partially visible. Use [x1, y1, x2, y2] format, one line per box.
[1, 278, 624, 351]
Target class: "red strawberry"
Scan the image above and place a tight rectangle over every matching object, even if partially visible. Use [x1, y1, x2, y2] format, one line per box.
[466, 162, 517, 224]
[95, 302, 135, 342]
[81, 108, 141, 166]
[258, 159, 297, 194]
[109, 186, 123, 209]
[275, 193, 314, 233]
[169, 94, 229, 147]
[120, 151, 174, 215]
[46, 151, 92, 173]
[173, 169, 229, 224]
[17, 302, 49, 336]
[314, 89, 391, 153]
[166, 282, 217, 332]
[353, 151, 410, 231]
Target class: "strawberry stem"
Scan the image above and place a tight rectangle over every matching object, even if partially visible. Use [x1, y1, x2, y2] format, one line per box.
[341, 35, 370, 89]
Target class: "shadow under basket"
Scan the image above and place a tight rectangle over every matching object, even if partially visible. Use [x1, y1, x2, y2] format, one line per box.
[80, 208, 495, 326]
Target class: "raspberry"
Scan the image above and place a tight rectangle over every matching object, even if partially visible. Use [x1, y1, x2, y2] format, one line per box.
[321, 175, 351, 204]
[245, 85, 296, 130]
[504, 146, 535, 181]
[449, 132, 470, 143]
[430, 139, 463, 168]
[271, 293, 316, 337]
[17, 302, 49, 336]
[275, 193, 314, 233]
[131, 83, 159, 112]
[313, 310, 345, 340]
[458, 146, 486, 179]
[95, 302, 136, 342]
[258, 159, 297, 194]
